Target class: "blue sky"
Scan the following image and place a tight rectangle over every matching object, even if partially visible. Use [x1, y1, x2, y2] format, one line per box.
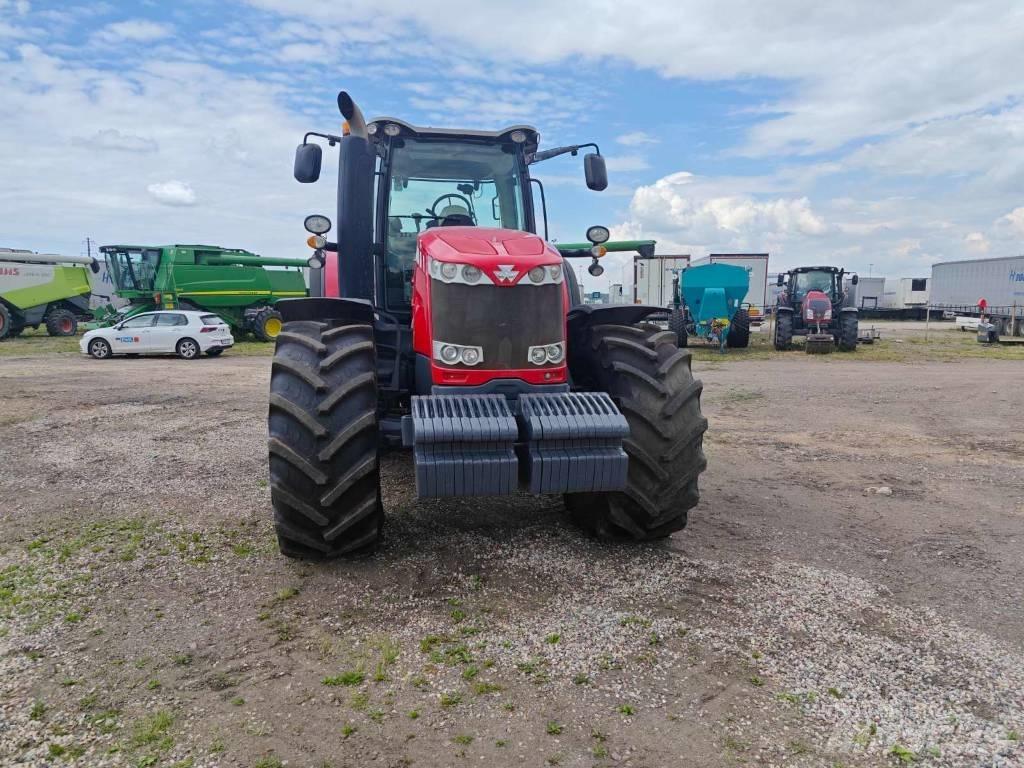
[2, 0, 1022, 290]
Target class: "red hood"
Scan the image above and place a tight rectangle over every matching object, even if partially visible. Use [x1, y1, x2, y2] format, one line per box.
[418, 227, 561, 286]
[802, 290, 832, 318]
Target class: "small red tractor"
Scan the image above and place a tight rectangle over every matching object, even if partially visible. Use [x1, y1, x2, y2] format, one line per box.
[265, 91, 709, 557]
[774, 266, 859, 354]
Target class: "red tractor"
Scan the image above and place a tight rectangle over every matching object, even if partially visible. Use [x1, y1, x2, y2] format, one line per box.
[774, 266, 859, 353]
[267, 92, 708, 558]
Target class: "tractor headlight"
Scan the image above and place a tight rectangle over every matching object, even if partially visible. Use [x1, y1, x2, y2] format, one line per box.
[441, 262, 458, 280]
[306, 253, 325, 269]
[461, 265, 482, 283]
[528, 342, 565, 366]
[586, 225, 610, 244]
[433, 341, 484, 367]
[428, 259, 494, 285]
[547, 264, 562, 282]
[528, 266, 546, 284]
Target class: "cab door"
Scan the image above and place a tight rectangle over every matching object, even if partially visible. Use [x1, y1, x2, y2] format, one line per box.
[110, 313, 156, 353]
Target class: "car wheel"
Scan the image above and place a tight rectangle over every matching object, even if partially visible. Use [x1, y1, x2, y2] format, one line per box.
[176, 338, 200, 360]
[89, 339, 112, 359]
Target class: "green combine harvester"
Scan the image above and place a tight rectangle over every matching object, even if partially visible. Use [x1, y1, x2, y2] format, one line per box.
[0, 248, 98, 339]
[96, 244, 311, 340]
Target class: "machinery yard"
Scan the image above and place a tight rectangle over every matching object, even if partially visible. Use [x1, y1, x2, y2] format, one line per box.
[2, 329, 1022, 767]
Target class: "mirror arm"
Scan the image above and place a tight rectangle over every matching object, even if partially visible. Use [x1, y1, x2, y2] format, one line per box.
[530, 142, 601, 164]
[303, 131, 343, 147]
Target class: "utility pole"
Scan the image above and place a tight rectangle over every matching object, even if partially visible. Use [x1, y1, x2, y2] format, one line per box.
[85, 237, 92, 260]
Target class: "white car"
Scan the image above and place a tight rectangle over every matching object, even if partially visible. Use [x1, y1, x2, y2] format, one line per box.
[81, 310, 234, 360]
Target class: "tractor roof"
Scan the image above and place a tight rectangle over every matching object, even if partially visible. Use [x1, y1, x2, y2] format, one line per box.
[789, 265, 843, 273]
[367, 117, 539, 154]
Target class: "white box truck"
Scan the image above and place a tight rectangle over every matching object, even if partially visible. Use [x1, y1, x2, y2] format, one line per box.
[881, 277, 929, 309]
[632, 255, 690, 307]
[931, 256, 1024, 335]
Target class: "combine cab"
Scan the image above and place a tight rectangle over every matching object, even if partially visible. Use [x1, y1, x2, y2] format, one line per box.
[774, 266, 858, 353]
[265, 91, 709, 557]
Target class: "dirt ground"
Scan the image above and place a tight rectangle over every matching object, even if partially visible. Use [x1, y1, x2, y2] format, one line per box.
[1, 331, 1022, 768]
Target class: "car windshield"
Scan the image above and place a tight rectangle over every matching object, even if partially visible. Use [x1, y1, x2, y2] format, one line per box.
[384, 138, 526, 307]
[794, 271, 833, 296]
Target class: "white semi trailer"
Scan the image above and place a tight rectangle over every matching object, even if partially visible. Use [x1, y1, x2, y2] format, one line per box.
[632, 254, 690, 307]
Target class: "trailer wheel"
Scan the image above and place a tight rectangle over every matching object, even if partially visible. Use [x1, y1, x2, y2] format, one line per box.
[176, 338, 200, 360]
[253, 307, 284, 341]
[88, 338, 112, 359]
[0, 304, 10, 340]
[774, 311, 793, 350]
[838, 312, 858, 351]
[268, 321, 382, 559]
[45, 308, 78, 337]
[726, 308, 750, 348]
[668, 308, 688, 347]
[565, 323, 708, 541]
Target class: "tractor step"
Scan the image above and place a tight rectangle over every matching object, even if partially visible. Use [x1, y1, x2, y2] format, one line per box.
[402, 392, 629, 498]
[519, 392, 628, 494]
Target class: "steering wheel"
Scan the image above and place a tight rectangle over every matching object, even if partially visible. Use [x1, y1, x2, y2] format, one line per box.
[427, 193, 475, 224]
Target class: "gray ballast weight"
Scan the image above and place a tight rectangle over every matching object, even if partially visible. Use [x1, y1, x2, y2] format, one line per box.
[402, 392, 629, 498]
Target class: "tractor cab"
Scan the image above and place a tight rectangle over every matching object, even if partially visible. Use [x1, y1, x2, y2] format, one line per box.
[265, 91, 709, 558]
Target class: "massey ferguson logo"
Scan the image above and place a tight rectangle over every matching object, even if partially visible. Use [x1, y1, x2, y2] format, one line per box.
[495, 264, 519, 283]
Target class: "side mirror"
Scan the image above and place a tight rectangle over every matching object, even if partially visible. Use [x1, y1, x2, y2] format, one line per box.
[851, 274, 859, 285]
[294, 143, 322, 184]
[777, 273, 785, 287]
[584, 153, 607, 191]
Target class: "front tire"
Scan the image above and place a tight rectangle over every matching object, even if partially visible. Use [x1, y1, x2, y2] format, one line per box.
[88, 338, 112, 359]
[774, 311, 793, 350]
[176, 338, 200, 359]
[565, 323, 708, 541]
[668, 308, 688, 347]
[45, 308, 78, 337]
[838, 312, 858, 351]
[268, 321, 382, 559]
[727, 308, 750, 348]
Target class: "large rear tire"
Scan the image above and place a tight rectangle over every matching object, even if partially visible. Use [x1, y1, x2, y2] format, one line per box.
[45, 308, 78, 337]
[565, 323, 708, 541]
[838, 312, 858, 351]
[726, 308, 750, 348]
[668, 308, 688, 347]
[0, 304, 10, 340]
[253, 307, 284, 342]
[774, 311, 793, 350]
[268, 321, 382, 559]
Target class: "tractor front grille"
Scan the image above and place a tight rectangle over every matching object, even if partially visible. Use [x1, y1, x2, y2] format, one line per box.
[429, 281, 563, 370]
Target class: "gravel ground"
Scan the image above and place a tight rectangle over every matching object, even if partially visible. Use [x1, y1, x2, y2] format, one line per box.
[1, 349, 1022, 767]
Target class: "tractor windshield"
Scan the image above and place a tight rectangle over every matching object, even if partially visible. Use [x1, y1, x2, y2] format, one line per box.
[792, 270, 834, 298]
[104, 248, 160, 293]
[383, 138, 526, 307]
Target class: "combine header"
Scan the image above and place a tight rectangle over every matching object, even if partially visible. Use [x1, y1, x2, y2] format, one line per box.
[264, 91, 709, 558]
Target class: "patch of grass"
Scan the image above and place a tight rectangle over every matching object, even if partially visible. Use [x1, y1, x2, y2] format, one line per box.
[544, 633, 561, 644]
[788, 740, 809, 754]
[889, 744, 916, 764]
[78, 693, 98, 710]
[341, 724, 357, 738]
[618, 614, 651, 628]
[48, 744, 66, 758]
[439, 692, 462, 707]
[593, 744, 609, 758]
[231, 543, 253, 557]
[255, 757, 284, 768]
[407, 710, 420, 720]
[853, 722, 878, 748]
[230, 696, 244, 706]
[467, 575, 483, 590]
[410, 675, 429, 689]
[86, 708, 121, 734]
[323, 668, 365, 687]
[1007, 730, 1020, 741]
[573, 673, 591, 685]
[495, 739, 508, 747]
[546, 754, 563, 765]
[748, 675, 764, 687]
[461, 665, 479, 680]
[274, 586, 299, 602]
[502, 702, 515, 712]
[349, 692, 369, 711]
[172, 653, 192, 666]
[368, 709, 385, 723]
[146, 679, 161, 690]
[419, 634, 445, 653]
[129, 709, 175, 748]
[450, 609, 466, 623]
[453, 734, 473, 745]
[64, 611, 84, 623]
[472, 681, 503, 696]
[827, 686, 843, 699]
[546, 721, 564, 735]
[29, 700, 46, 720]
[617, 704, 635, 716]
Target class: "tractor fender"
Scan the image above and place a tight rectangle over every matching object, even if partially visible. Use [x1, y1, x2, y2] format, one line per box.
[275, 297, 374, 325]
[567, 304, 667, 336]
[776, 305, 794, 314]
[840, 306, 858, 314]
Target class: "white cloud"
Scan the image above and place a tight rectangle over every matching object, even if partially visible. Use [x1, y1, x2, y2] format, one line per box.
[616, 131, 659, 146]
[147, 181, 197, 207]
[72, 128, 158, 154]
[996, 207, 1024, 238]
[93, 20, 173, 44]
[964, 232, 990, 255]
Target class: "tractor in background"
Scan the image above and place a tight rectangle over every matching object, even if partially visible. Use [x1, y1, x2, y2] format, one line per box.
[264, 90, 708, 558]
[96, 244, 311, 340]
[774, 266, 858, 353]
[668, 262, 751, 351]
